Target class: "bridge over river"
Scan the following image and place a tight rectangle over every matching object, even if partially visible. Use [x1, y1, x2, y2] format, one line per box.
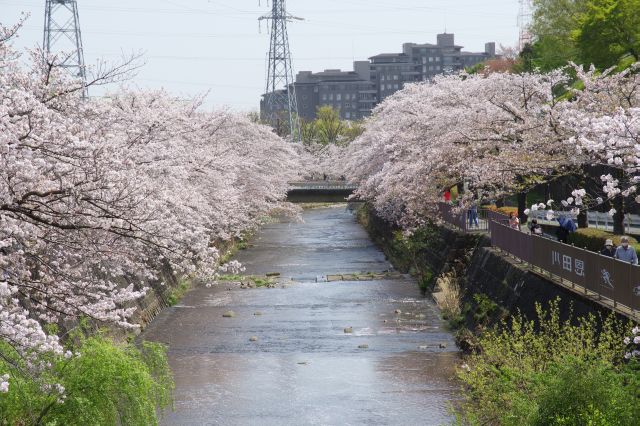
[143, 206, 459, 425]
[286, 181, 358, 203]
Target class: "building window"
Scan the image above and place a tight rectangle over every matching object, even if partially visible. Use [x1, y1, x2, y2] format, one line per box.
[336, 94, 342, 101]
[381, 75, 385, 81]
[429, 57, 434, 62]
[393, 75, 398, 80]
[322, 94, 327, 101]
[345, 102, 351, 108]
[394, 84, 399, 89]
[302, 95, 308, 100]
[329, 94, 334, 100]
[436, 57, 440, 62]
[345, 112, 351, 119]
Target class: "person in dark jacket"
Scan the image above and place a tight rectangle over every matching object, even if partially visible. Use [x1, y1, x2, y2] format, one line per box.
[600, 239, 616, 257]
[528, 219, 543, 235]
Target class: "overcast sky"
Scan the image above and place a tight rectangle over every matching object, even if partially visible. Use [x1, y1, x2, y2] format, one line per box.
[1, 0, 520, 112]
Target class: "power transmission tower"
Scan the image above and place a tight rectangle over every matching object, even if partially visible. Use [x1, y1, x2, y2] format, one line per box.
[43, 0, 88, 97]
[259, 0, 302, 141]
[517, 0, 533, 52]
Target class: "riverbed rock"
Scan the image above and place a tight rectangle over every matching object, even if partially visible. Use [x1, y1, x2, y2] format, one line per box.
[394, 309, 402, 314]
[439, 343, 447, 349]
[222, 310, 235, 318]
[249, 336, 258, 342]
[418, 345, 428, 350]
[358, 344, 369, 349]
[344, 327, 353, 333]
[254, 311, 263, 316]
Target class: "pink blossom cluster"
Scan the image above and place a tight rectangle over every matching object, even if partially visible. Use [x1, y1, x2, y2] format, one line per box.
[342, 63, 640, 227]
[0, 24, 300, 383]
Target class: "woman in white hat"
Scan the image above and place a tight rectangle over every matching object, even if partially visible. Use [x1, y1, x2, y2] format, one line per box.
[600, 239, 616, 257]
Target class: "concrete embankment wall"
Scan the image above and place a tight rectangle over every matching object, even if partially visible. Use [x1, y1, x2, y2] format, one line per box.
[129, 239, 240, 330]
[358, 205, 625, 326]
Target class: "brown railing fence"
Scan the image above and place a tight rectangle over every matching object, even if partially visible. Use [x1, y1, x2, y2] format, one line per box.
[491, 221, 640, 313]
[438, 204, 639, 315]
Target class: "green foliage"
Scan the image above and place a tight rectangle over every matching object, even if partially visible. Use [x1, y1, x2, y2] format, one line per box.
[455, 300, 639, 425]
[166, 279, 191, 306]
[530, 0, 586, 71]
[568, 227, 640, 252]
[529, 0, 640, 72]
[301, 106, 364, 146]
[0, 335, 173, 425]
[573, 0, 640, 69]
[471, 293, 503, 326]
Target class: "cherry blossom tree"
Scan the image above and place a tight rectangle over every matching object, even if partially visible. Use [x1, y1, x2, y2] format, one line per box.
[343, 70, 577, 227]
[0, 24, 300, 392]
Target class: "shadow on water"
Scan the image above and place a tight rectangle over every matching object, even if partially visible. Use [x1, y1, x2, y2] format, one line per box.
[143, 206, 460, 425]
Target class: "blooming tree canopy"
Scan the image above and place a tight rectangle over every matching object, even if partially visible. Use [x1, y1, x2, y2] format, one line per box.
[0, 24, 300, 386]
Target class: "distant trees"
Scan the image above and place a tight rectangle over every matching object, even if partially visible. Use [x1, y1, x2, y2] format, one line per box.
[301, 106, 364, 146]
[530, 0, 639, 71]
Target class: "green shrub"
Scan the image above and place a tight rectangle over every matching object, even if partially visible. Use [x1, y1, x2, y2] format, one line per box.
[483, 205, 518, 217]
[0, 335, 173, 425]
[166, 279, 191, 306]
[568, 227, 640, 252]
[455, 300, 639, 425]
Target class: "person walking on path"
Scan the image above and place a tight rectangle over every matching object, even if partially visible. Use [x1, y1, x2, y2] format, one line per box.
[443, 189, 451, 203]
[508, 212, 520, 230]
[600, 239, 616, 257]
[528, 219, 543, 235]
[556, 216, 576, 244]
[468, 204, 479, 228]
[614, 237, 638, 265]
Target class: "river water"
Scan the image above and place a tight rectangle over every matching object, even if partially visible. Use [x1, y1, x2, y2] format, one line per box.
[143, 206, 460, 425]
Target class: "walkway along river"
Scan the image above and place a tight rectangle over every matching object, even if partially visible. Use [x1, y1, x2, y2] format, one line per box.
[143, 206, 460, 425]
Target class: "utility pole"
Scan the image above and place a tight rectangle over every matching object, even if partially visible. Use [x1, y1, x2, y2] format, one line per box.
[259, 0, 302, 141]
[517, 0, 533, 52]
[44, 0, 88, 98]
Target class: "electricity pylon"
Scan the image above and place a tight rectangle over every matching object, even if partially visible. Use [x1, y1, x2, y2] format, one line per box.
[43, 0, 88, 97]
[517, 0, 533, 52]
[259, 0, 302, 141]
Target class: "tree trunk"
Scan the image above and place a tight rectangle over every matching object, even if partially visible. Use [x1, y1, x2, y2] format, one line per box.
[517, 192, 527, 224]
[612, 195, 625, 235]
[577, 210, 588, 229]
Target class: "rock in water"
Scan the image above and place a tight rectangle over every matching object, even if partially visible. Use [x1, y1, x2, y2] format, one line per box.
[222, 311, 235, 318]
[358, 344, 369, 349]
[394, 309, 402, 314]
[439, 343, 447, 349]
[344, 327, 353, 334]
[249, 336, 258, 342]
[254, 311, 263, 316]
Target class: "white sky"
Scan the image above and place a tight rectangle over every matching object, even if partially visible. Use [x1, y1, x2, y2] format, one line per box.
[1, 0, 520, 112]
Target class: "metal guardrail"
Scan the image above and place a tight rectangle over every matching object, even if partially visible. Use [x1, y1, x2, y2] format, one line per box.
[438, 203, 489, 233]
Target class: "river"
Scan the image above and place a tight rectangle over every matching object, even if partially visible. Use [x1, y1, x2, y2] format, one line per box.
[142, 206, 460, 425]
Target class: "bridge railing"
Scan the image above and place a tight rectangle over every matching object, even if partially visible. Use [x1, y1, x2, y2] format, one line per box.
[438, 203, 490, 233]
[288, 181, 358, 191]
